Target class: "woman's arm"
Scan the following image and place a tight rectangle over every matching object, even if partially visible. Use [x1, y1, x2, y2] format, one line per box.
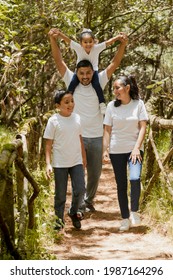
[130, 120, 147, 164]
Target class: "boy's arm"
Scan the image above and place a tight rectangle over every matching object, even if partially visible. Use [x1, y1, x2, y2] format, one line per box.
[48, 28, 67, 77]
[106, 33, 128, 79]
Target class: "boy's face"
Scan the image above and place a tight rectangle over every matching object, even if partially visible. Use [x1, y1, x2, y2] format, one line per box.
[80, 35, 95, 54]
[76, 66, 94, 86]
[57, 94, 74, 117]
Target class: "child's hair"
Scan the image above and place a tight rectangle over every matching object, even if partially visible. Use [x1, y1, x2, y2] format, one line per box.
[54, 90, 72, 104]
[114, 75, 140, 107]
[79, 28, 95, 42]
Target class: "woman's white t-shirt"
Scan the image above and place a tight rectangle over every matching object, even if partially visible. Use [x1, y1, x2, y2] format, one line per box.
[103, 99, 148, 153]
[43, 112, 82, 167]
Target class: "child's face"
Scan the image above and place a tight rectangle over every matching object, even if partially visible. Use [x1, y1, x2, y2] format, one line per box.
[57, 93, 74, 117]
[80, 35, 95, 54]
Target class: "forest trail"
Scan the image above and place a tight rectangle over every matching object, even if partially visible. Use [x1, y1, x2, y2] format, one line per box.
[47, 163, 173, 260]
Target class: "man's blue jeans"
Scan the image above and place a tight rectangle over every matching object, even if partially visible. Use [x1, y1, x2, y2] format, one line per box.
[53, 164, 85, 223]
[110, 151, 143, 219]
[82, 137, 103, 207]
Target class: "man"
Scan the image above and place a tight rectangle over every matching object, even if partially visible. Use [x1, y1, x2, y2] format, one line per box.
[48, 28, 128, 213]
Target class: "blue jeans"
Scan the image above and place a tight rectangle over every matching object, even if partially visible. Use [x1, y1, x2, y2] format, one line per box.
[68, 71, 105, 103]
[110, 151, 143, 219]
[53, 164, 85, 222]
[80, 137, 102, 209]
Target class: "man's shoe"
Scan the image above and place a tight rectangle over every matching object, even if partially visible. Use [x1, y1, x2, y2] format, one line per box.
[85, 203, 96, 212]
[130, 211, 141, 226]
[77, 211, 84, 220]
[68, 212, 81, 229]
[119, 219, 131, 231]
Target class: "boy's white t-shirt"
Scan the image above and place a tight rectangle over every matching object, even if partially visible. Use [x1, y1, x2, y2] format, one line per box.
[43, 112, 82, 167]
[63, 68, 108, 138]
[103, 99, 148, 153]
[70, 40, 106, 71]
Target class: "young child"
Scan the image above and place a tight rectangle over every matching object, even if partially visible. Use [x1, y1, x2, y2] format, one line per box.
[43, 90, 86, 231]
[55, 28, 123, 114]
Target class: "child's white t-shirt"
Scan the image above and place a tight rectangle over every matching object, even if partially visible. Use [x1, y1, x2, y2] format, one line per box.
[43, 112, 83, 167]
[103, 99, 148, 153]
[70, 40, 106, 71]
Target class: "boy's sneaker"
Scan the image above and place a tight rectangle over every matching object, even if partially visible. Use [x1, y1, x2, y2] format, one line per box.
[54, 219, 64, 231]
[99, 103, 106, 114]
[130, 212, 141, 226]
[68, 211, 81, 229]
[77, 211, 84, 220]
[119, 219, 131, 231]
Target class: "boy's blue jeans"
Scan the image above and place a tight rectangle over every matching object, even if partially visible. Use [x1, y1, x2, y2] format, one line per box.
[53, 164, 85, 223]
[110, 151, 144, 219]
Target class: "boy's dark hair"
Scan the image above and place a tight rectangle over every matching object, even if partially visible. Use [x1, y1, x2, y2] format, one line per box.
[54, 90, 72, 104]
[76, 59, 94, 70]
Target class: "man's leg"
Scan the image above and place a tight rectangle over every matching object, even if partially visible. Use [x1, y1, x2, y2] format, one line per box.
[83, 137, 102, 209]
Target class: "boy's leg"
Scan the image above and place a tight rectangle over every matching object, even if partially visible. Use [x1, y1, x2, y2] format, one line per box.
[53, 167, 68, 225]
[92, 71, 105, 103]
[68, 73, 79, 93]
[69, 164, 86, 215]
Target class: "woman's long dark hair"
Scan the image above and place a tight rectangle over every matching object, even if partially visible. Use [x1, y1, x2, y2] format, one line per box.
[114, 75, 140, 107]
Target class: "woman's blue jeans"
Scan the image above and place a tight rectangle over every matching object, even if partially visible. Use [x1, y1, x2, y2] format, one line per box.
[110, 151, 143, 219]
[53, 164, 85, 223]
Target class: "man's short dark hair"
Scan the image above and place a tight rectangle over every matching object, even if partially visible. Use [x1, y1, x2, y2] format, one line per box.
[76, 60, 94, 70]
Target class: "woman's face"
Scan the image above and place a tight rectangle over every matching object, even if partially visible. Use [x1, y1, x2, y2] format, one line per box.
[113, 79, 130, 103]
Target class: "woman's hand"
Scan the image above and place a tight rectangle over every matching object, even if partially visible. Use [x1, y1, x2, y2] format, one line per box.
[129, 148, 142, 164]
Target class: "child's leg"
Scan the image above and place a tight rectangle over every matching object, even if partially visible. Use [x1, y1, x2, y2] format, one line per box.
[92, 71, 105, 103]
[68, 73, 79, 93]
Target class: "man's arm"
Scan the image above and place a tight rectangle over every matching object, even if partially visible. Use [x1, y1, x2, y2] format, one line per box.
[106, 34, 128, 79]
[48, 28, 67, 77]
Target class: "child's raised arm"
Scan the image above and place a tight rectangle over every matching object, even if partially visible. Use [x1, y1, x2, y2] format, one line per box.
[105, 33, 126, 47]
[57, 29, 71, 45]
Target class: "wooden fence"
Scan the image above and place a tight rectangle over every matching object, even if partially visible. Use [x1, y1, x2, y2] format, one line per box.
[0, 110, 172, 259]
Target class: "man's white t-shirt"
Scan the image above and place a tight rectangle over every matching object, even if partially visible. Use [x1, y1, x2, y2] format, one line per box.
[103, 99, 148, 153]
[43, 112, 82, 167]
[63, 68, 108, 138]
[70, 41, 106, 71]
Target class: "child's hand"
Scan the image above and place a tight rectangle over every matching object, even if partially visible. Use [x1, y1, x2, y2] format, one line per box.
[118, 32, 128, 44]
[48, 28, 60, 39]
[46, 163, 53, 179]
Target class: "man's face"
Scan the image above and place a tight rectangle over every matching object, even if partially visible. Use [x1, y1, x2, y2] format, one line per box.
[76, 66, 94, 86]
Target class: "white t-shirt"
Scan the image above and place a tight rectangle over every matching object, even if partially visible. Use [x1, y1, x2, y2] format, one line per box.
[70, 40, 106, 71]
[43, 112, 82, 167]
[63, 68, 108, 137]
[103, 99, 148, 153]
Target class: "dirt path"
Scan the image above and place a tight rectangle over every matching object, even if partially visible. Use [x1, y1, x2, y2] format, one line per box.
[48, 163, 173, 260]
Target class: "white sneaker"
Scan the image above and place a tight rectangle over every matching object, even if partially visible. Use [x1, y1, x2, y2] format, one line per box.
[99, 103, 106, 114]
[130, 211, 141, 226]
[119, 219, 131, 231]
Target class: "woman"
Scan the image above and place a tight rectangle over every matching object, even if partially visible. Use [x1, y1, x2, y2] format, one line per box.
[103, 75, 148, 231]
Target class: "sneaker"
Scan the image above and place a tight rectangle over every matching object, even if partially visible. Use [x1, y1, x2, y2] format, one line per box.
[99, 103, 106, 114]
[54, 219, 64, 231]
[119, 219, 131, 231]
[130, 211, 141, 226]
[68, 211, 81, 229]
[85, 203, 96, 212]
[77, 211, 84, 220]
